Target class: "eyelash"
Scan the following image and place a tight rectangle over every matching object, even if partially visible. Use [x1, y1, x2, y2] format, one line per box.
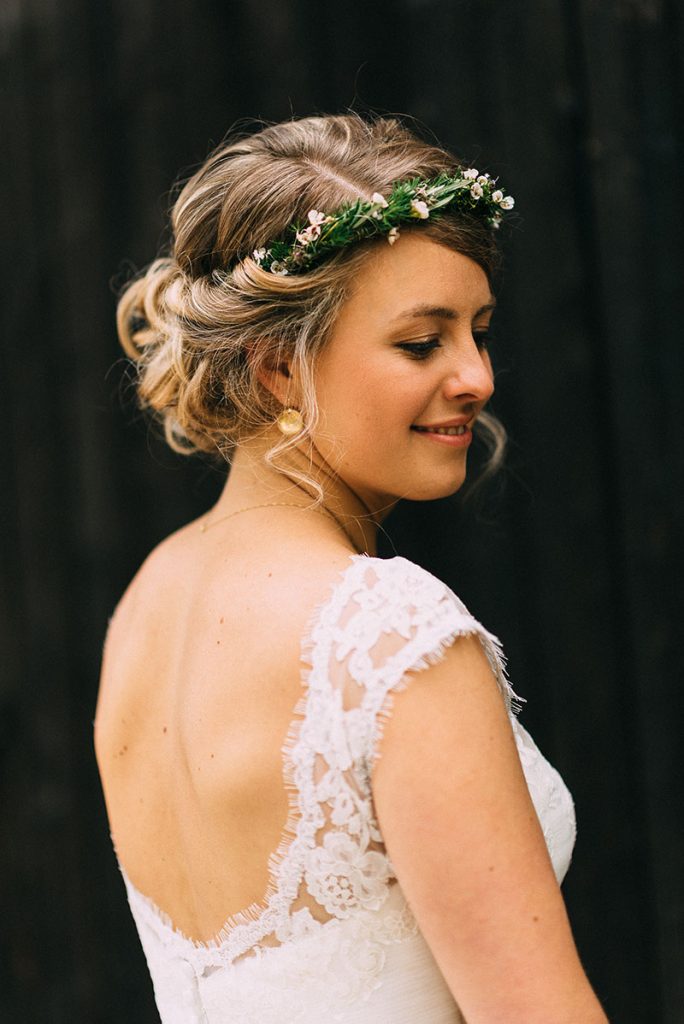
[397, 333, 493, 360]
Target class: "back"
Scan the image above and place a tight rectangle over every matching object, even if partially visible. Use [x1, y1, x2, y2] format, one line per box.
[95, 520, 355, 944]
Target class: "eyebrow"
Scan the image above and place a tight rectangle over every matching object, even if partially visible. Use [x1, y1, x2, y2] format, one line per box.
[391, 300, 497, 323]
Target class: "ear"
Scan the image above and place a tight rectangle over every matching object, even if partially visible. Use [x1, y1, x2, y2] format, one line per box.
[245, 341, 298, 407]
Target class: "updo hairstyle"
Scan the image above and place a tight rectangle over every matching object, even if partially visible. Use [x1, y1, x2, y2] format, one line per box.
[117, 114, 506, 497]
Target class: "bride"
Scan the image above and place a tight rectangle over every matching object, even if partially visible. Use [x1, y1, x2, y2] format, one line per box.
[95, 113, 608, 1023]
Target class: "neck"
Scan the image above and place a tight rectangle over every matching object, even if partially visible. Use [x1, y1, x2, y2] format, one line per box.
[211, 427, 399, 557]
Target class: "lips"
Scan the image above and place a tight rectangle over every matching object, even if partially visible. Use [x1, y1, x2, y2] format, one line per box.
[411, 415, 472, 436]
[410, 419, 473, 449]
[412, 424, 467, 436]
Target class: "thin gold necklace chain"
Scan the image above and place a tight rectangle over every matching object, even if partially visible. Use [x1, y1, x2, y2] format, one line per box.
[199, 500, 368, 555]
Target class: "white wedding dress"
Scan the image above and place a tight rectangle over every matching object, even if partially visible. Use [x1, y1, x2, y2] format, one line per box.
[117, 554, 576, 1023]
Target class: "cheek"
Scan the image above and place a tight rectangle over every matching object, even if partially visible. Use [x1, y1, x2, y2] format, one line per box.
[342, 363, 425, 437]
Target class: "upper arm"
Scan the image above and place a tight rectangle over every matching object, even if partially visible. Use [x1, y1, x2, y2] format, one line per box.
[370, 634, 606, 1024]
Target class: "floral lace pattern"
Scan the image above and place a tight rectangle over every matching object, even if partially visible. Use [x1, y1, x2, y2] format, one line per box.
[119, 554, 576, 1023]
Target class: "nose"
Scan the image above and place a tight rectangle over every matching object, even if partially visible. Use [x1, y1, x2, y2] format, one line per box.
[441, 336, 495, 405]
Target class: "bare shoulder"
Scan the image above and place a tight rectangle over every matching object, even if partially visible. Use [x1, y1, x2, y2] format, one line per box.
[106, 514, 358, 652]
[103, 524, 193, 649]
[202, 509, 363, 612]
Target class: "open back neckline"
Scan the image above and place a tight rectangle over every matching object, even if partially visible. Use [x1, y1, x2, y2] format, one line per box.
[115, 551, 376, 956]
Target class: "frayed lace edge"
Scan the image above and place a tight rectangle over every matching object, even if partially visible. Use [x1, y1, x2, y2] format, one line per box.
[368, 620, 525, 776]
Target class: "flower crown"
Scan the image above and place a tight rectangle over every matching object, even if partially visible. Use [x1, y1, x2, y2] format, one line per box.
[250, 169, 515, 276]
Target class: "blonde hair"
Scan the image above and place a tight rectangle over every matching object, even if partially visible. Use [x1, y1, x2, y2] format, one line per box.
[117, 114, 506, 497]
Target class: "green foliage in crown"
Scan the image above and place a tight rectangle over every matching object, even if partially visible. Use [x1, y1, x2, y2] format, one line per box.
[249, 170, 515, 276]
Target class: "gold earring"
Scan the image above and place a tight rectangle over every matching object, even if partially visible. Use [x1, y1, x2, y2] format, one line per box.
[276, 407, 304, 436]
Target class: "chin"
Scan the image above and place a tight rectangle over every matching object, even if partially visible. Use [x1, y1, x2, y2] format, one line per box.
[399, 471, 468, 502]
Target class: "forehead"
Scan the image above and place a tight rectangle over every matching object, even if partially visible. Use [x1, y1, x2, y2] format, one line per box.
[343, 234, 493, 326]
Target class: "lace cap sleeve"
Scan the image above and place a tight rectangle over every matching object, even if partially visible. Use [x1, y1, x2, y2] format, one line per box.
[303, 554, 521, 781]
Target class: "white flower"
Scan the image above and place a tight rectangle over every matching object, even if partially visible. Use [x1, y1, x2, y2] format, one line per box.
[492, 190, 504, 204]
[296, 224, 320, 245]
[470, 182, 484, 199]
[370, 192, 389, 219]
[304, 831, 391, 917]
[387, 226, 400, 245]
[307, 209, 327, 226]
[269, 260, 289, 276]
[252, 248, 266, 263]
[477, 175, 490, 185]
[462, 167, 479, 179]
[500, 195, 515, 210]
[410, 198, 430, 219]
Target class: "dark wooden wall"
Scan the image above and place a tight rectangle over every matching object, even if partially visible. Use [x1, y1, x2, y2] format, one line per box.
[2, 1, 682, 1021]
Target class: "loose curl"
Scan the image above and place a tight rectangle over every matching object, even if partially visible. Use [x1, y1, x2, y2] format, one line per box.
[117, 114, 506, 500]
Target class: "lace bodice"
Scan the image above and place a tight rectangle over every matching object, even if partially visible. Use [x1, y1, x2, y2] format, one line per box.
[117, 554, 576, 1023]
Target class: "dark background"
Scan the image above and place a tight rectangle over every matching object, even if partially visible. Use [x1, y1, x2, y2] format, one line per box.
[2, 0, 682, 1021]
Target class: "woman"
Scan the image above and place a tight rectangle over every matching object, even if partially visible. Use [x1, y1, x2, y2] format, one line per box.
[95, 114, 608, 1023]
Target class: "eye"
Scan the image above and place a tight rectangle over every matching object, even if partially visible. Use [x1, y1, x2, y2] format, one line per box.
[395, 338, 441, 360]
[473, 330, 494, 351]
